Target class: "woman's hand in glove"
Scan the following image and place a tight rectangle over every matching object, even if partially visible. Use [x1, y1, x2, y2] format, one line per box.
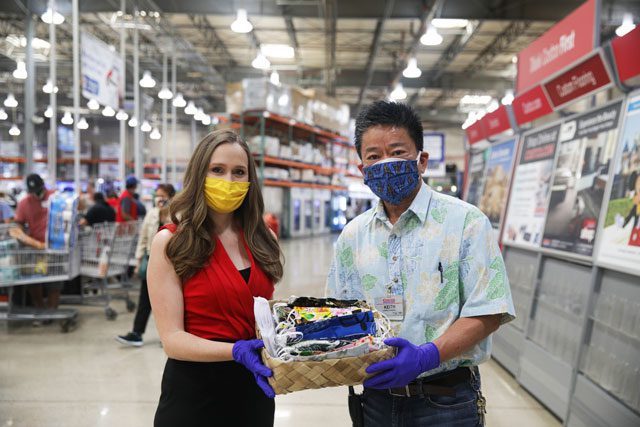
[363, 338, 440, 389]
[232, 339, 275, 398]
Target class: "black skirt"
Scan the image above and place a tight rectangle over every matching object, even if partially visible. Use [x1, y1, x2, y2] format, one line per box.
[154, 358, 275, 427]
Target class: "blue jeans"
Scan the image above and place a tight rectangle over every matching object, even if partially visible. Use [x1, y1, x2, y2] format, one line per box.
[362, 368, 485, 427]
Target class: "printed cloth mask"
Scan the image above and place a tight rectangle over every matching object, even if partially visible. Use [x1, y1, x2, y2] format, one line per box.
[363, 153, 422, 205]
[204, 177, 250, 213]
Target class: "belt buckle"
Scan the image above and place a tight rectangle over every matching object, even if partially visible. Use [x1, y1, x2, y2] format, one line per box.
[388, 385, 412, 397]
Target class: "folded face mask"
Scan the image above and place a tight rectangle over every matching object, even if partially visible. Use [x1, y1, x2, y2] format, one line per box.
[295, 311, 376, 341]
[288, 296, 364, 309]
[292, 306, 363, 324]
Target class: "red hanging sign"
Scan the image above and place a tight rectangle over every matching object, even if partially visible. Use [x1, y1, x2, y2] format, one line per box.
[483, 106, 511, 137]
[611, 26, 640, 86]
[512, 85, 554, 125]
[543, 52, 611, 108]
[516, 0, 596, 93]
[465, 121, 486, 145]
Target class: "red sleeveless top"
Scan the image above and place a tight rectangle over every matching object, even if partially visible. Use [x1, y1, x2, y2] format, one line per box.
[162, 223, 274, 341]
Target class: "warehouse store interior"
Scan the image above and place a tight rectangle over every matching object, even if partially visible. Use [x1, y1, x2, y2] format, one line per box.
[1, 0, 640, 426]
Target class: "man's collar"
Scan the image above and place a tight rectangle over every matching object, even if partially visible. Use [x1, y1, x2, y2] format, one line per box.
[367, 183, 432, 226]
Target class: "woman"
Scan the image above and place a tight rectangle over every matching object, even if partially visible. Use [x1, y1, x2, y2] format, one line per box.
[116, 183, 176, 346]
[148, 130, 283, 427]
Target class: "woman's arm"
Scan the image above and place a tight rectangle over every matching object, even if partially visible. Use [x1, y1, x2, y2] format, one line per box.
[147, 229, 234, 362]
[134, 210, 154, 261]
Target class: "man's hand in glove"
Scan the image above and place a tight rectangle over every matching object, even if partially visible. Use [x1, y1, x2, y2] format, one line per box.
[363, 338, 440, 389]
[232, 339, 275, 398]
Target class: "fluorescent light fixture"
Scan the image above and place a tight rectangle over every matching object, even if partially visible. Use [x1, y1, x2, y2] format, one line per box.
[150, 127, 161, 140]
[172, 93, 186, 108]
[184, 101, 197, 115]
[261, 44, 295, 59]
[77, 117, 89, 129]
[102, 106, 115, 117]
[616, 13, 636, 37]
[158, 85, 173, 100]
[61, 111, 73, 125]
[201, 115, 211, 126]
[486, 99, 499, 113]
[41, 7, 65, 25]
[9, 124, 20, 136]
[231, 9, 253, 33]
[0, 108, 6, 120]
[402, 57, 422, 78]
[13, 60, 27, 79]
[139, 70, 156, 88]
[116, 109, 128, 120]
[87, 98, 100, 110]
[4, 94, 18, 108]
[270, 71, 280, 86]
[128, 116, 138, 127]
[43, 79, 58, 94]
[420, 26, 443, 46]
[431, 19, 469, 29]
[252, 52, 270, 70]
[501, 90, 515, 106]
[460, 94, 492, 105]
[140, 120, 152, 132]
[44, 105, 53, 118]
[389, 83, 407, 101]
[6, 35, 50, 49]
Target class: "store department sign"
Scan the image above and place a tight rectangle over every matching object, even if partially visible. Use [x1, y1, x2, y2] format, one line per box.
[422, 132, 446, 178]
[483, 105, 511, 137]
[611, 26, 640, 86]
[543, 53, 611, 108]
[512, 85, 554, 125]
[81, 32, 123, 110]
[465, 121, 486, 145]
[516, 0, 596, 93]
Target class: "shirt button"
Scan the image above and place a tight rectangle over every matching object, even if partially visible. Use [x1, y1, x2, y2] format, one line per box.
[392, 256, 398, 262]
[393, 277, 399, 283]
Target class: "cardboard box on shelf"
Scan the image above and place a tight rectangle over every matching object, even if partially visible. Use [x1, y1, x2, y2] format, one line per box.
[225, 82, 243, 115]
[226, 78, 293, 118]
[292, 87, 314, 124]
[310, 93, 350, 135]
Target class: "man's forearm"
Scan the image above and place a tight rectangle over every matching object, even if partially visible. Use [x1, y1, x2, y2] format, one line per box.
[432, 315, 501, 363]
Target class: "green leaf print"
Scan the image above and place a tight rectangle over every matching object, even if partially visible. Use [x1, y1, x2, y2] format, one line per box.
[486, 257, 507, 300]
[405, 215, 421, 231]
[434, 262, 459, 311]
[424, 324, 438, 342]
[378, 241, 388, 259]
[339, 245, 354, 268]
[362, 274, 378, 291]
[463, 209, 483, 230]
[459, 359, 475, 367]
[431, 206, 447, 224]
[401, 271, 408, 291]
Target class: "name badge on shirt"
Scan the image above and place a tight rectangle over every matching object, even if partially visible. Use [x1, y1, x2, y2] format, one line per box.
[375, 295, 404, 321]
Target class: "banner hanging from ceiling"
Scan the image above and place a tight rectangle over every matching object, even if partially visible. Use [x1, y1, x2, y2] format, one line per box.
[81, 32, 123, 110]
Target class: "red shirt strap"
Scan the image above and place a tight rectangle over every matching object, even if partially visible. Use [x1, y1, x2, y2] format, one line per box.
[160, 223, 178, 233]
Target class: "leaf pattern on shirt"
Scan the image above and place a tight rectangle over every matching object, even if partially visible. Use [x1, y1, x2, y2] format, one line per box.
[464, 208, 484, 230]
[339, 245, 354, 269]
[431, 205, 446, 224]
[487, 256, 507, 300]
[362, 274, 378, 291]
[434, 261, 460, 311]
[378, 241, 388, 259]
[424, 324, 438, 342]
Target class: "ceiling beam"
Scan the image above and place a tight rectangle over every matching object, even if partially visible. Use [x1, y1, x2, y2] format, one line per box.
[323, 0, 337, 96]
[188, 14, 236, 67]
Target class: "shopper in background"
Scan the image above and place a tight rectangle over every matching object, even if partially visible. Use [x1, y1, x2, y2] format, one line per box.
[326, 101, 515, 426]
[133, 192, 147, 219]
[79, 192, 116, 226]
[106, 190, 119, 210]
[0, 191, 13, 223]
[148, 130, 283, 426]
[116, 176, 138, 222]
[117, 183, 176, 347]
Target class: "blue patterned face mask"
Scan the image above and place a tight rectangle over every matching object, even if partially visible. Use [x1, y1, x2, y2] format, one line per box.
[363, 153, 422, 205]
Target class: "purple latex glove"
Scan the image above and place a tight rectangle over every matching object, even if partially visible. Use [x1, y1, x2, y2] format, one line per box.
[363, 338, 440, 389]
[232, 339, 275, 398]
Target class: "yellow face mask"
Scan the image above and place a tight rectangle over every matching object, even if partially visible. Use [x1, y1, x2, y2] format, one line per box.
[204, 177, 250, 213]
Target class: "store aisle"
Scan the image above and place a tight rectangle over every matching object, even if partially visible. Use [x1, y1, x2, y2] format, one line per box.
[0, 235, 560, 427]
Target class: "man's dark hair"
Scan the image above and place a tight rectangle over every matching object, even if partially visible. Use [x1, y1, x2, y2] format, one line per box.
[354, 101, 423, 159]
[93, 192, 106, 203]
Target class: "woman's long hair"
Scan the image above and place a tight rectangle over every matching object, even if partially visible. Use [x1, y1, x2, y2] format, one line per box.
[165, 129, 283, 283]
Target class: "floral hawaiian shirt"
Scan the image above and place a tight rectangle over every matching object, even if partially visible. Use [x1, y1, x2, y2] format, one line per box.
[326, 183, 515, 376]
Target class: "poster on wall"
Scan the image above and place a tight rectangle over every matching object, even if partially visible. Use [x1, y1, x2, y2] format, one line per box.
[464, 150, 488, 207]
[503, 124, 561, 247]
[478, 138, 518, 229]
[81, 32, 123, 109]
[541, 100, 623, 256]
[423, 133, 446, 177]
[596, 93, 640, 273]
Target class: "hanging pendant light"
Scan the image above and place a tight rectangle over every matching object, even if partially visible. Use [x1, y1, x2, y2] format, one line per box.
[149, 127, 161, 140]
[87, 98, 100, 110]
[44, 105, 53, 118]
[4, 93, 18, 108]
[270, 71, 280, 85]
[402, 57, 422, 78]
[0, 108, 7, 121]
[13, 60, 27, 79]
[41, 7, 65, 25]
[116, 109, 129, 121]
[43, 79, 58, 94]
[140, 120, 152, 132]
[252, 52, 270, 70]
[102, 106, 116, 117]
[158, 85, 173, 100]
[616, 14, 636, 37]
[9, 124, 21, 136]
[61, 111, 73, 125]
[420, 26, 443, 46]
[201, 115, 211, 126]
[172, 93, 186, 108]
[128, 116, 138, 127]
[139, 71, 156, 88]
[77, 117, 89, 130]
[231, 9, 253, 33]
[184, 101, 197, 115]
[389, 83, 407, 101]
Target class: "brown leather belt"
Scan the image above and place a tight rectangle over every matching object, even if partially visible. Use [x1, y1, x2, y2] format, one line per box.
[388, 367, 472, 398]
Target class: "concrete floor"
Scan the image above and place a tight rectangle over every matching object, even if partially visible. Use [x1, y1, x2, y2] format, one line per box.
[0, 234, 561, 427]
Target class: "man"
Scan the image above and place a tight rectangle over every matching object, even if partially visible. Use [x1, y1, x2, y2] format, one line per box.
[326, 101, 515, 426]
[116, 176, 138, 222]
[80, 192, 116, 226]
[12, 174, 63, 311]
[0, 191, 13, 223]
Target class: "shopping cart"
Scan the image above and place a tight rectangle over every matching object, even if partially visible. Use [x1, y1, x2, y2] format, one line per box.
[0, 224, 79, 333]
[77, 221, 140, 320]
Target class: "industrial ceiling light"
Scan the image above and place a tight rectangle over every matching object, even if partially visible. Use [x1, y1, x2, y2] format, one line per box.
[252, 52, 270, 70]
[4, 93, 18, 108]
[501, 90, 514, 106]
[172, 93, 186, 108]
[13, 60, 27, 79]
[194, 108, 205, 121]
[261, 44, 295, 59]
[41, 7, 65, 25]
[42, 79, 58, 94]
[184, 101, 197, 115]
[201, 114, 211, 126]
[231, 9, 253, 33]
[512, 56, 518, 64]
[102, 106, 115, 117]
[61, 111, 73, 125]
[616, 13, 636, 37]
[389, 83, 407, 101]
[87, 98, 100, 110]
[270, 71, 280, 86]
[420, 26, 443, 46]
[431, 19, 469, 29]
[402, 57, 422, 78]
[9, 124, 20, 136]
[0, 109, 7, 121]
[128, 116, 138, 127]
[158, 85, 173, 100]
[486, 99, 500, 113]
[139, 70, 156, 88]
[461, 111, 478, 130]
[149, 127, 161, 140]
[77, 117, 89, 130]
[116, 109, 128, 121]
[460, 94, 492, 105]
[44, 105, 53, 118]
[140, 120, 152, 132]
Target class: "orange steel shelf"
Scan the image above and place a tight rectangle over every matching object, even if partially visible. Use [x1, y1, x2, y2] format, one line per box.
[262, 179, 347, 191]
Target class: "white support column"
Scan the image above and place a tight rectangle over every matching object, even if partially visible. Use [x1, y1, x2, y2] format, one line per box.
[133, 7, 141, 180]
[171, 50, 177, 184]
[161, 53, 168, 182]
[119, 0, 127, 184]
[48, 0, 57, 187]
[72, 0, 80, 192]
[24, 14, 35, 175]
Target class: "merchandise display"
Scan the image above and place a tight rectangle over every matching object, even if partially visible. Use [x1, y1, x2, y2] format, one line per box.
[477, 138, 518, 230]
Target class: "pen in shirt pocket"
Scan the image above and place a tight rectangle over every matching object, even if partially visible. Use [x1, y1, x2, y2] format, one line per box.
[438, 262, 443, 283]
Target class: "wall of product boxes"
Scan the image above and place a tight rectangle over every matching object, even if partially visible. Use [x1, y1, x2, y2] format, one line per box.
[462, 91, 640, 426]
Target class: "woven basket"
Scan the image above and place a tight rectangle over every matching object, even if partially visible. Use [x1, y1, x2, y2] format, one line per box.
[256, 300, 395, 395]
